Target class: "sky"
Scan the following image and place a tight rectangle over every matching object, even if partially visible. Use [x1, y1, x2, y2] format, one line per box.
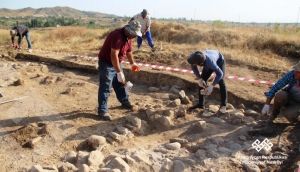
[1, 0, 300, 23]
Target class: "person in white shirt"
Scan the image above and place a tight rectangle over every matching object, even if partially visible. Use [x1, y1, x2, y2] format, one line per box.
[129, 9, 155, 51]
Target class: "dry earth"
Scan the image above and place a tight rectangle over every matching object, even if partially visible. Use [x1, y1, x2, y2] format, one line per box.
[0, 48, 299, 172]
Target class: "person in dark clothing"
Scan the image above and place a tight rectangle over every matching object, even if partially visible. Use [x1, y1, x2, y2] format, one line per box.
[97, 20, 142, 121]
[187, 50, 228, 113]
[10, 25, 32, 52]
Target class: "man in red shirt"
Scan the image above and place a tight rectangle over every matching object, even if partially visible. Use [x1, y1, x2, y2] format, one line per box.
[98, 21, 142, 121]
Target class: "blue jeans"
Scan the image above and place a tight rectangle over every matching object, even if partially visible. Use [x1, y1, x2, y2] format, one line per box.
[137, 30, 154, 48]
[98, 61, 129, 114]
[25, 32, 32, 49]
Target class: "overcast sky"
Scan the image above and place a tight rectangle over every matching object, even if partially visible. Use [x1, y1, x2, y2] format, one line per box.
[1, 0, 300, 23]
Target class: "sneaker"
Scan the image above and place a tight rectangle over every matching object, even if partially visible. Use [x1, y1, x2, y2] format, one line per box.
[28, 49, 32, 52]
[99, 113, 112, 121]
[121, 101, 133, 109]
[219, 106, 226, 113]
[188, 104, 204, 111]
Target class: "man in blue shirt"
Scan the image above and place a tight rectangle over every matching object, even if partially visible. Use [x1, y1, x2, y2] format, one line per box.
[187, 50, 227, 113]
[262, 61, 300, 125]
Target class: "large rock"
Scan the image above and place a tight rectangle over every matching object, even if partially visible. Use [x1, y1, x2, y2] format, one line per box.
[57, 162, 78, 172]
[243, 163, 261, 172]
[173, 160, 186, 172]
[165, 142, 181, 150]
[172, 99, 181, 107]
[76, 151, 89, 167]
[106, 157, 130, 172]
[88, 150, 104, 168]
[160, 158, 173, 171]
[30, 165, 44, 172]
[64, 151, 77, 164]
[208, 105, 219, 113]
[195, 121, 206, 130]
[87, 135, 107, 149]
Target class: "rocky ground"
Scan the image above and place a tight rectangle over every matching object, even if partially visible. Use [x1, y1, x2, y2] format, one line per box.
[0, 49, 299, 172]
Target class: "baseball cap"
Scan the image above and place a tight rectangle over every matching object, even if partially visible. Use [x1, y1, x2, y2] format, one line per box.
[124, 21, 142, 37]
[187, 51, 206, 64]
[10, 29, 17, 37]
[141, 9, 148, 15]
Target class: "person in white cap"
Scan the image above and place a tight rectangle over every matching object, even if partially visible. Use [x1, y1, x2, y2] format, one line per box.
[129, 9, 155, 51]
[262, 61, 300, 125]
[10, 25, 32, 52]
[187, 50, 227, 113]
[97, 20, 142, 121]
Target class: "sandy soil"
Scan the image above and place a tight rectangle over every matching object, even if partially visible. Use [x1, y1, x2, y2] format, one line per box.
[0, 48, 299, 172]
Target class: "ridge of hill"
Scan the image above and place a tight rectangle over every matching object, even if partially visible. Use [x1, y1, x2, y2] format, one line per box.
[0, 6, 116, 18]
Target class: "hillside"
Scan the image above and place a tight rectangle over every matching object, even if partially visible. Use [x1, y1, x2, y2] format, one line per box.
[0, 6, 116, 18]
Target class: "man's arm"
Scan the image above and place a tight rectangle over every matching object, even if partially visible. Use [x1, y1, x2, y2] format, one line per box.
[110, 48, 121, 73]
[126, 51, 134, 64]
[191, 65, 201, 79]
[128, 17, 134, 24]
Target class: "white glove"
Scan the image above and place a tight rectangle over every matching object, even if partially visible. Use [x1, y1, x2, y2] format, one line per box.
[117, 72, 125, 84]
[198, 79, 206, 88]
[204, 85, 214, 95]
[261, 104, 270, 115]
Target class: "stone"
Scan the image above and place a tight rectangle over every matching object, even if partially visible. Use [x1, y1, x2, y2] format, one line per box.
[239, 136, 247, 141]
[177, 106, 187, 118]
[204, 144, 218, 150]
[218, 147, 232, 154]
[195, 149, 206, 160]
[182, 96, 191, 104]
[88, 150, 104, 168]
[154, 147, 168, 153]
[161, 158, 173, 171]
[211, 137, 224, 145]
[109, 132, 123, 141]
[208, 105, 219, 113]
[173, 160, 186, 172]
[87, 135, 106, 149]
[226, 103, 235, 110]
[148, 87, 160, 92]
[169, 87, 180, 94]
[170, 138, 188, 146]
[195, 121, 206, 130]
[206, 149, 219, 158]
[243, 163, 261, 172]
[57, 162, 78, 172]
[208, 117, 224, 124]
[231, 118, 242, 125]
[107, 157, 130, 172]
[126, 116, 141, 128]
[178, 90, 186, 99]
[238, 103, 246, 110]
[172, 99, 181, 107]
[165, 142, 181, 150]
[202, 109, 214, 117]
[29, 136, 42, 148]
[30, 165, 44, 172]
[229, 143, 243, 151]
[158, 116, 173, 128]
[164, 110, 175, 117]
[187, 95, 194, 101]
[78, 164, 89, 172]
[64, 151, 77, 164]
[41, 76, 54, 84]
[161, 85, 170, 91]
[76, 151, 89, 167]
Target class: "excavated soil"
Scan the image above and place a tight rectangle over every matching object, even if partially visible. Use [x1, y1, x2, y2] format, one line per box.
[0, 48, 299, 172]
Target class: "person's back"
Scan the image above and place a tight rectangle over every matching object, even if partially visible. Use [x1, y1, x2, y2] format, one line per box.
[10, 25, 32, 52]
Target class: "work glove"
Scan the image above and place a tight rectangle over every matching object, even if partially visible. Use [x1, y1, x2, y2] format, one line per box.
[117, 72, 125, 84]
[204, 85, 214, 95]
[198, 79, 206, 88]
[261, 104, 270, 115]
[131, 63, 140, 72]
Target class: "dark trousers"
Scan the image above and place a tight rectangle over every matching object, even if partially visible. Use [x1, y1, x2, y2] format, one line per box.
[198, 60, 227, 107]
[98, 61, 129, 114]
